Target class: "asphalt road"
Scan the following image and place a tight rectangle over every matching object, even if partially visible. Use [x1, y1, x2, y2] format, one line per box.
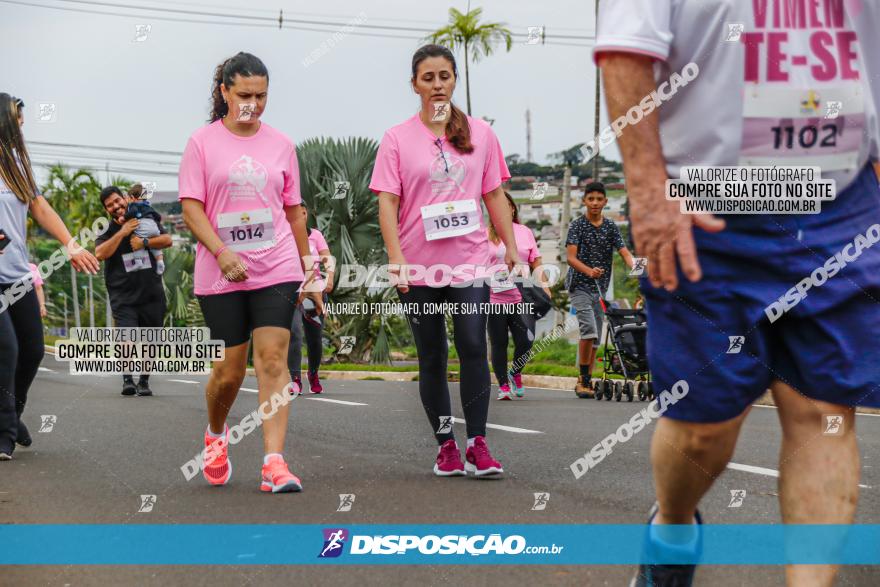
[2, 354, 879, 586]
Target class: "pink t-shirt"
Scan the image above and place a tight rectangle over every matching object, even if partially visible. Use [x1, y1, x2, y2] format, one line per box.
[301, 228, 329, 292]
[178, 120, 305, 295]
[29, 262, 43, 288]
[370, 114, 511, 286]
[487, 223, 540, 304]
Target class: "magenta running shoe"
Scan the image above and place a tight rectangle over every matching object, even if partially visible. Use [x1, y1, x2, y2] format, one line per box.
[512, 373, 525, 397]
[433, 439, 465, 477]
[497, 383, 512, 401]
[308, 372, 323, 394]
[465, 436, 503, 477]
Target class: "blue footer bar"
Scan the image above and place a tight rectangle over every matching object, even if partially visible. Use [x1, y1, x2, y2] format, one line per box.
[3, 524, 879, 565]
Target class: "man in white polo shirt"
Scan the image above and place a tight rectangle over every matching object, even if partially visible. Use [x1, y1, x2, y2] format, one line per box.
[594, 1, 880, 585]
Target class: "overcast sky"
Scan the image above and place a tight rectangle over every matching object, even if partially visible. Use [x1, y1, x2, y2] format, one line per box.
[2, 0, 610, 190]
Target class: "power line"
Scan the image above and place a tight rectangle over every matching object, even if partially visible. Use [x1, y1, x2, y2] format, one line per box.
[28, 140, 183, 157]
[3, 0, 595, 45]
[105, 0, 597, 34]
[29, 159, 181, 177]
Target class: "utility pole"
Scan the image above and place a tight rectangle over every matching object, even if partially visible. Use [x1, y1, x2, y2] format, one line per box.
[71, 264, 81, 328]
[87, 275, 95, 328]
[559, 164, 573, 262]
[61, 292, 68, 336]
[525, 109, 533, 163]
[592, 0, 601, 182]
[105, 290, 113, 327]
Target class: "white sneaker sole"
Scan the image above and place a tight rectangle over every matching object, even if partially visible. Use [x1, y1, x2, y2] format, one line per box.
[465, 462, 503, 477]
[261, 479, 303, 493]
[433, 464, 466, 477]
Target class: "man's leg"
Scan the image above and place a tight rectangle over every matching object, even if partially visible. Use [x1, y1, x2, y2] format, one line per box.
[111, 304, 138, 393]
[134, 294, 166, 393]
[651, 410, 749, 523]
[772, 380, 858, 587]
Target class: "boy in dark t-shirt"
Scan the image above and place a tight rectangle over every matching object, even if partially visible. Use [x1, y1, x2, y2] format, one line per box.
[565, 182, 634, 396]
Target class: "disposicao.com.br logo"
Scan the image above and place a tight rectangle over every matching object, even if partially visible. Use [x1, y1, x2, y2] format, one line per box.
[318, 528, 563, 558]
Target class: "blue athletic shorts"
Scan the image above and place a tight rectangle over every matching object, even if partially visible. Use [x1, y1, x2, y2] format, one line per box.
[643, 163, 880, 423]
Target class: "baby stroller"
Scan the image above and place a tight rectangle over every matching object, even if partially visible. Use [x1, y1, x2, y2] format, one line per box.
[591, 306, 654, 402]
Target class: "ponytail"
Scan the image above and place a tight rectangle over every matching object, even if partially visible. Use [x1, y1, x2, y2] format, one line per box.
[446, 103, 473, 154]
[209, 60, 230, 122]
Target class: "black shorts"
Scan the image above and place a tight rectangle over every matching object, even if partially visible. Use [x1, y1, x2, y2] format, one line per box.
[197, 281, 300, 347]
[112, 295, 166, 328]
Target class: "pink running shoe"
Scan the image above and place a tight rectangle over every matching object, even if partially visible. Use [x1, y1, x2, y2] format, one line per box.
[290, 378, 302, 396]
[512, 373, 525, 397]
[260, 454, 303, 493]
[308, 372, 323, 394]
[465, 436, 503, 477]
[203, 425, 231, 486]
[433, 439, 466, 477]
[497, 383, 512, 401]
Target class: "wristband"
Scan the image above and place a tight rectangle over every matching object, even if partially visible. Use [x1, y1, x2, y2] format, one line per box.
[213, 245, 228, 258]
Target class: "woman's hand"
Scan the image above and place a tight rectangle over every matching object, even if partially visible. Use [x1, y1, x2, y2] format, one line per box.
[217, 249, 248, 282]
[504, 249, 526, 279]
[66, 241, 100, 274]
[388, 254, 409, 293]
[310, 291, 325, 315]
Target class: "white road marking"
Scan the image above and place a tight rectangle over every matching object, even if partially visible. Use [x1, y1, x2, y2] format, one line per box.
[451, 416, 543, 435]
[306, 397, 368, 406]
[241, 387, 259, 393]
[169, 379, 199, 385]
[38, 367, 53, 372]
[728, 462, 870, 489]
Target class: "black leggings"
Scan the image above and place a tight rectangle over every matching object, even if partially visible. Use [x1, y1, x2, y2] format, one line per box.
[0, 287, 45, 452]
[487, 310, 536, 385]
[399, 283, 490, 444]
[287, 299, 325, 379]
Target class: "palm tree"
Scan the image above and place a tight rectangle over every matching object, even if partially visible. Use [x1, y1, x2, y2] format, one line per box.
[426, 7, 513, 115]
[40, 165, 106, 328]
[160, 246, 195, 326]
[296, 136, 395, 364]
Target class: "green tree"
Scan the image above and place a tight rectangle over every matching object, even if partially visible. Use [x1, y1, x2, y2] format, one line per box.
[296, 136, 393, 364]
[40, 165, 107, 328]
[161, 245, 197, 326]
[426, 7, 513, 115]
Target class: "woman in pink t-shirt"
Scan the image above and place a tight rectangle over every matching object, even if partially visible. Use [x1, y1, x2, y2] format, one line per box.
[178, 52, 315, 493]
[370, 44, 522, 478]
[287, 206, 334, 395]
[486, 192, 551, 400]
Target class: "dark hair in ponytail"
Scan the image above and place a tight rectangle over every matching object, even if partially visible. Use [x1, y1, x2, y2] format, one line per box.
[209, 52, 269, 122]
[411, 44, 473, 154]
